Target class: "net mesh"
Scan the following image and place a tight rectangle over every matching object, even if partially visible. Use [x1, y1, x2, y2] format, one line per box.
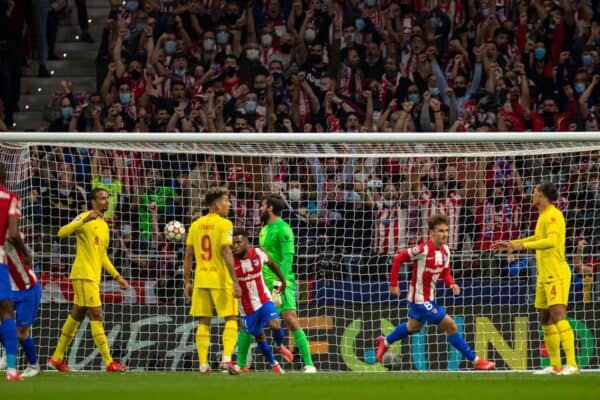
[3, 140, 600, 372]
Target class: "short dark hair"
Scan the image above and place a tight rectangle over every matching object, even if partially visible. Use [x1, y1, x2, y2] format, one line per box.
[232, 228, 248, 238]
[538, 181, 559, 202]
[90, 187, 108, 201]
[428, 214, 449, 231]
[262, 193, 285, 216]
[205, 187, 229, 207]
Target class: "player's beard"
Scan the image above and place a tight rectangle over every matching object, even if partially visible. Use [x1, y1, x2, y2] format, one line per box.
[259, 210, 269, 224]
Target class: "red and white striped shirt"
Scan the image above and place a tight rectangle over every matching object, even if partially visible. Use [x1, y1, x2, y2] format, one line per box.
[6, 240, 36, 291]
[233, 247, 272, 316]
[390, 240, 455, 304]
[0, 186, 20, 264]
[374, 199, 420, 254]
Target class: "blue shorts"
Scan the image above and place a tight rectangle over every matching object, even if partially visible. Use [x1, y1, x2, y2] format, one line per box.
[0, 264, 11, 302]
[241, 301, 280, 337]
[12, 282, 42, 328]
[408, 301, 447, 325]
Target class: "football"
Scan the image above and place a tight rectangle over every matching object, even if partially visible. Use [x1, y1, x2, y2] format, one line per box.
[164, 220, 186, 242]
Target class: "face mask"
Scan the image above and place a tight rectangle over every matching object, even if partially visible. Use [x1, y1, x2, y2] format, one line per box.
[384, 199, 396, 207]
[582, 55, 594, 66]
[575, 82, 586, 94]
[366, 0, 376, 6]
[225, 66, 237, 76]
[121, 224, 132, 237]
[245, 100, 257, 113]
[101, 177, 112, 185]
[225, 13, 238, 25]
[129, 70, 141, 80]
[256, 87, 267, 97]
[203, 38, 215, 51]
[119, 92, 132, 104]
[309, 53, 322, 64]
[481, 8, 489, 17]
[385, 70, 396, 80]
[62, 106, 73, 119]
[429, 87, 440, 96]
[304, 28, 316, 43]
[408, 93, 419, 103]
[534, 48, 546, 60]
[135, 22, 144, 32]
[59, 189, 70, 196]
[261, 34, 273, 47]
[281, 43, 292, 53]
[76, 147, 88, 155]
[430, 17, 440, 28]
[542, 111, 554, 120]
[165, 40, 177, 54]
[126, 1, 139, 11]
[288, 188, 302, 201]
[255, 104, 267, 116]
[454, 87, 466, 97]
[366, 57, 378, 65]
[174, 68, 186, 77]
[355, 18, 366, 32]
[246, 48, 259, 60]
[217, 31, 229, 44]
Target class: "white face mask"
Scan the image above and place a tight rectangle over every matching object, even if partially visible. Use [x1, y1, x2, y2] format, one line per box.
[288, 188, 302, 201]
[255, 104, 267, 116]
[59, 189, 70, 196]
[304, 28, 316, 43]
[246, 48, 260, 60]
[261, 34, 273, 47]
[203, 38, 215, 51]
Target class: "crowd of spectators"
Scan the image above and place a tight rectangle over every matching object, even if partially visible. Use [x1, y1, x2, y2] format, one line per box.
[2, 0, 600, 287]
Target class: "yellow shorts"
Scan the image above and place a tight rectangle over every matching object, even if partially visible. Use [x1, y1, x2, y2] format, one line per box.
[535, 279, 570, 309]
[72, 279, 102, 308]
[190, 288, 238, 317]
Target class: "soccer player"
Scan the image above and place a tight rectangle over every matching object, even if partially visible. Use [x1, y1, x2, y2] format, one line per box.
[377, 214, 496, 371]
[0, 164, 32, 381]
[237, 194, 316, 373]
[230, 229, 288, 374]
[48, 188, 129, 372]
[183, 187, 241, 375]
[6, 237, 42, 378]
[492, 182, 578, 375]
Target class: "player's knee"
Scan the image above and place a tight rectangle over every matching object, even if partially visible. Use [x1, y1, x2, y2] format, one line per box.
[17, 327, 30, 341]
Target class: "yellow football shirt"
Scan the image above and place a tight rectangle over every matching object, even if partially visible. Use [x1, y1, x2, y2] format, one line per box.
[513, 205, 571, 282]
[58, 211, 120, 284]
[186, 213, 233, 289]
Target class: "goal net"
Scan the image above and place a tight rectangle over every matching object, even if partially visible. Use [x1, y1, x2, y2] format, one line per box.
[3, 137, 600, 372]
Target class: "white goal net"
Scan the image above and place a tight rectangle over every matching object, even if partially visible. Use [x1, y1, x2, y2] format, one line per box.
[3, 136, 600, 372]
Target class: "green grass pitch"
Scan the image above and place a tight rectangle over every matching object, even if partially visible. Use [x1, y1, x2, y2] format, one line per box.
[1, 372, 599, 400]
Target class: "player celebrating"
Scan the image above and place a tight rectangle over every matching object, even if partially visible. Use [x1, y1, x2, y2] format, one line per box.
[377, 214, 496, 371]
[237, 194, 315, 373]
[5, 237, 42, 378]
[0, 164, 32, 381]
[493, 182, 578, 375]
[230, 229, 288, 374]
[48, 188, 129, 372]
[183, 187, 241, 375]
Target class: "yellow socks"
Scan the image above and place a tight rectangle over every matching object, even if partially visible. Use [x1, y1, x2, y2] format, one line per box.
[222, 320, 238, 362]
[90, 321, 113, 366]
[556, 319, 577, 367]
[542, 324, 562, 368]
[195, 324, 210, 366]
[52, 315, 80, 361]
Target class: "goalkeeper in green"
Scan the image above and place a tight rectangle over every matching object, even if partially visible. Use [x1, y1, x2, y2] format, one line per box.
[236, 193, 316, 373]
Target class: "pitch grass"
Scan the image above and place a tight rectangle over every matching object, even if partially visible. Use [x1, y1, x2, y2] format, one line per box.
[1, 371, 599, 400]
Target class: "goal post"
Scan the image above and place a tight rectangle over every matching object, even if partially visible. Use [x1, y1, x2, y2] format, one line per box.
[1, 133, 599, 372]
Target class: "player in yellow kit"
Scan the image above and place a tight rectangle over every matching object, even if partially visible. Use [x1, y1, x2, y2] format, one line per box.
[48, 188, 129, 372]
[183, 187, 241, 375]
[493, 182, 578, 375]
